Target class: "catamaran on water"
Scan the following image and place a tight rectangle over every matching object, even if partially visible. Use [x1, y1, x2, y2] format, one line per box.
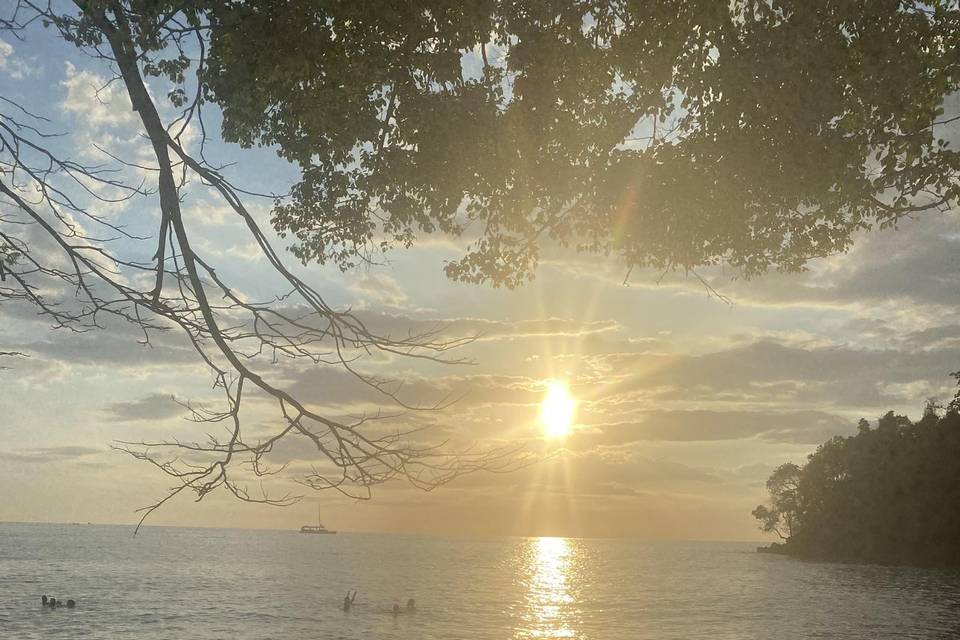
[300, 505, 337, 534]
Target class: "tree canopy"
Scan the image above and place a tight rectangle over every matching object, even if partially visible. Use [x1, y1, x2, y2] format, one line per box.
[199, 0, 960, 286]
[43, 0, 960, 286]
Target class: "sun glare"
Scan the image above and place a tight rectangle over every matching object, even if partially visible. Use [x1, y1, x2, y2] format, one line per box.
[540, 380, 575, 439]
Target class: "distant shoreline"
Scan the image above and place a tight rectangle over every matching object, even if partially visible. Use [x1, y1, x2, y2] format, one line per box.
[755, 541, 960, 569]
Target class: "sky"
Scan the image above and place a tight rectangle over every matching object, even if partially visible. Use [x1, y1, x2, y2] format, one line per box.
[1, 24, 959, 541]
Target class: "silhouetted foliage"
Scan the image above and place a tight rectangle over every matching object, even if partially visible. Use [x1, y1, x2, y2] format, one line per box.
[754, 400, 960, 567]
[751, 462, 801, 540]
[27, 1, 960, 288]
[949, 371, 960, 412]
[197, 0, 960, 286]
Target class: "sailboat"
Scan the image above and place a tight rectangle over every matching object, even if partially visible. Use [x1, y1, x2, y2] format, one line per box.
[299, 504, 337, 534]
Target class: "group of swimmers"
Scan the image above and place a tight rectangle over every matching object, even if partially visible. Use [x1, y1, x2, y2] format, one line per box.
[342, 590, 415, 615]
[41, 595, 75, 609]
[393, 599, 416, 616]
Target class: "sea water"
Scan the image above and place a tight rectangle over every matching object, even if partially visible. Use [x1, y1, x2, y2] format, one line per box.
[1, 522, 959, 639]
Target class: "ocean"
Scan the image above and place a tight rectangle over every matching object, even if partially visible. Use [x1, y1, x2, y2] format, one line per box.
[1, 522, 959, 639]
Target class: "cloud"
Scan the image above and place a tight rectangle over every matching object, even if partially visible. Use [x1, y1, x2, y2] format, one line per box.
[564, 448, 723, 492]
[349, 310, 622, 342]
[902, 324, 960, 351]
[216, 241, 264, 262]
[541, 210, 960, 312]
[55, 61, 155, 217]
[22, 328, 197, 369]
[573, 409, 853, 446]
[281, 364, 540, 411]
[348, 273, 409, 308]
[105, 393, 185, 421]
[184, 200, 234, 226]
[60, 62, 136, 127]
[443, 446, 726, 498]
[0, 446, 104, 464]
[0, 38, 33, 80]
[626, 339, 960, 409]
[459, 317, 622, 341]
[713, 213, 960, 309]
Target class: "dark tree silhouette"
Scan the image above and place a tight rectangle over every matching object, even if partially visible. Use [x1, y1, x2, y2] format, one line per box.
[3, 1, 960, 525]
[751, 462, 802, 540]
[754, 398, 960, 567]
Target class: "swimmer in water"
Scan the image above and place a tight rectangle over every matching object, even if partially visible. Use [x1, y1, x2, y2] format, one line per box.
[392, 603, 401, 616]
[49, 597, 57, 608]
[66, 600, 76, 609]
[406, 598, 415, 611]
[41, 595, 48, 606]
[343, 590, 358, 611]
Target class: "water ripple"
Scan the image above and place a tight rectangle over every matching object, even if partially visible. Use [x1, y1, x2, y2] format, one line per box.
[2, 524, 959, 639]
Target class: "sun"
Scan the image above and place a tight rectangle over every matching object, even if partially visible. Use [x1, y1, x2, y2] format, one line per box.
[539, 380, 576, 439]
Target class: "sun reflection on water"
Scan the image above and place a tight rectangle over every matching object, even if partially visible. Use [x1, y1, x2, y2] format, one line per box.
[518, 537, 579, 638]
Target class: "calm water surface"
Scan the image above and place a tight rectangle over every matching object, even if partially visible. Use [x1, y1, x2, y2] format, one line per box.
[2, 523, 959, 639]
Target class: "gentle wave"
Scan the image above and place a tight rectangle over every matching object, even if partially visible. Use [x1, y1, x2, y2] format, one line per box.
[2, 523, 959, 639]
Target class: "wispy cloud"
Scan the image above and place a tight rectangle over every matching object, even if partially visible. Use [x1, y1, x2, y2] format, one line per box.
[0, 446, 104, 464]
[0, 38, 35, 79]
[105, 393, 185, 422]
[348, 273, 409, 308]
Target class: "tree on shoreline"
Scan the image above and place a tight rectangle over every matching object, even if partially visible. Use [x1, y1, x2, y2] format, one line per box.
[751, 462, 802, 540]
[3, 1, 960, 524]
[753, 396, 960, 567]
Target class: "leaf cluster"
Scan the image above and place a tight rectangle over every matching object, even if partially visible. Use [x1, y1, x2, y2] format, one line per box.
[192, 0, 960, 286]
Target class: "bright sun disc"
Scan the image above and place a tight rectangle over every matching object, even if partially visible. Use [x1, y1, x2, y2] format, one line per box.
[540, 380, 575, 438]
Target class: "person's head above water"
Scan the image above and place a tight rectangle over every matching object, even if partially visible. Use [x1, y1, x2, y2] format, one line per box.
[406, 598, 415, 610]
[66, 600, 75, 609]
[49, 598, 57, 607]
[392, 603, 400, 615]
[41, 595, 48, 605]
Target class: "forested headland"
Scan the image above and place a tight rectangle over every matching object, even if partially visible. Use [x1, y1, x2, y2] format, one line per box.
[754, 382, 960, 567]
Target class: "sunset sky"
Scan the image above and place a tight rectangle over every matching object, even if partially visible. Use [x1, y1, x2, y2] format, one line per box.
[2, 27, 959, 541]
